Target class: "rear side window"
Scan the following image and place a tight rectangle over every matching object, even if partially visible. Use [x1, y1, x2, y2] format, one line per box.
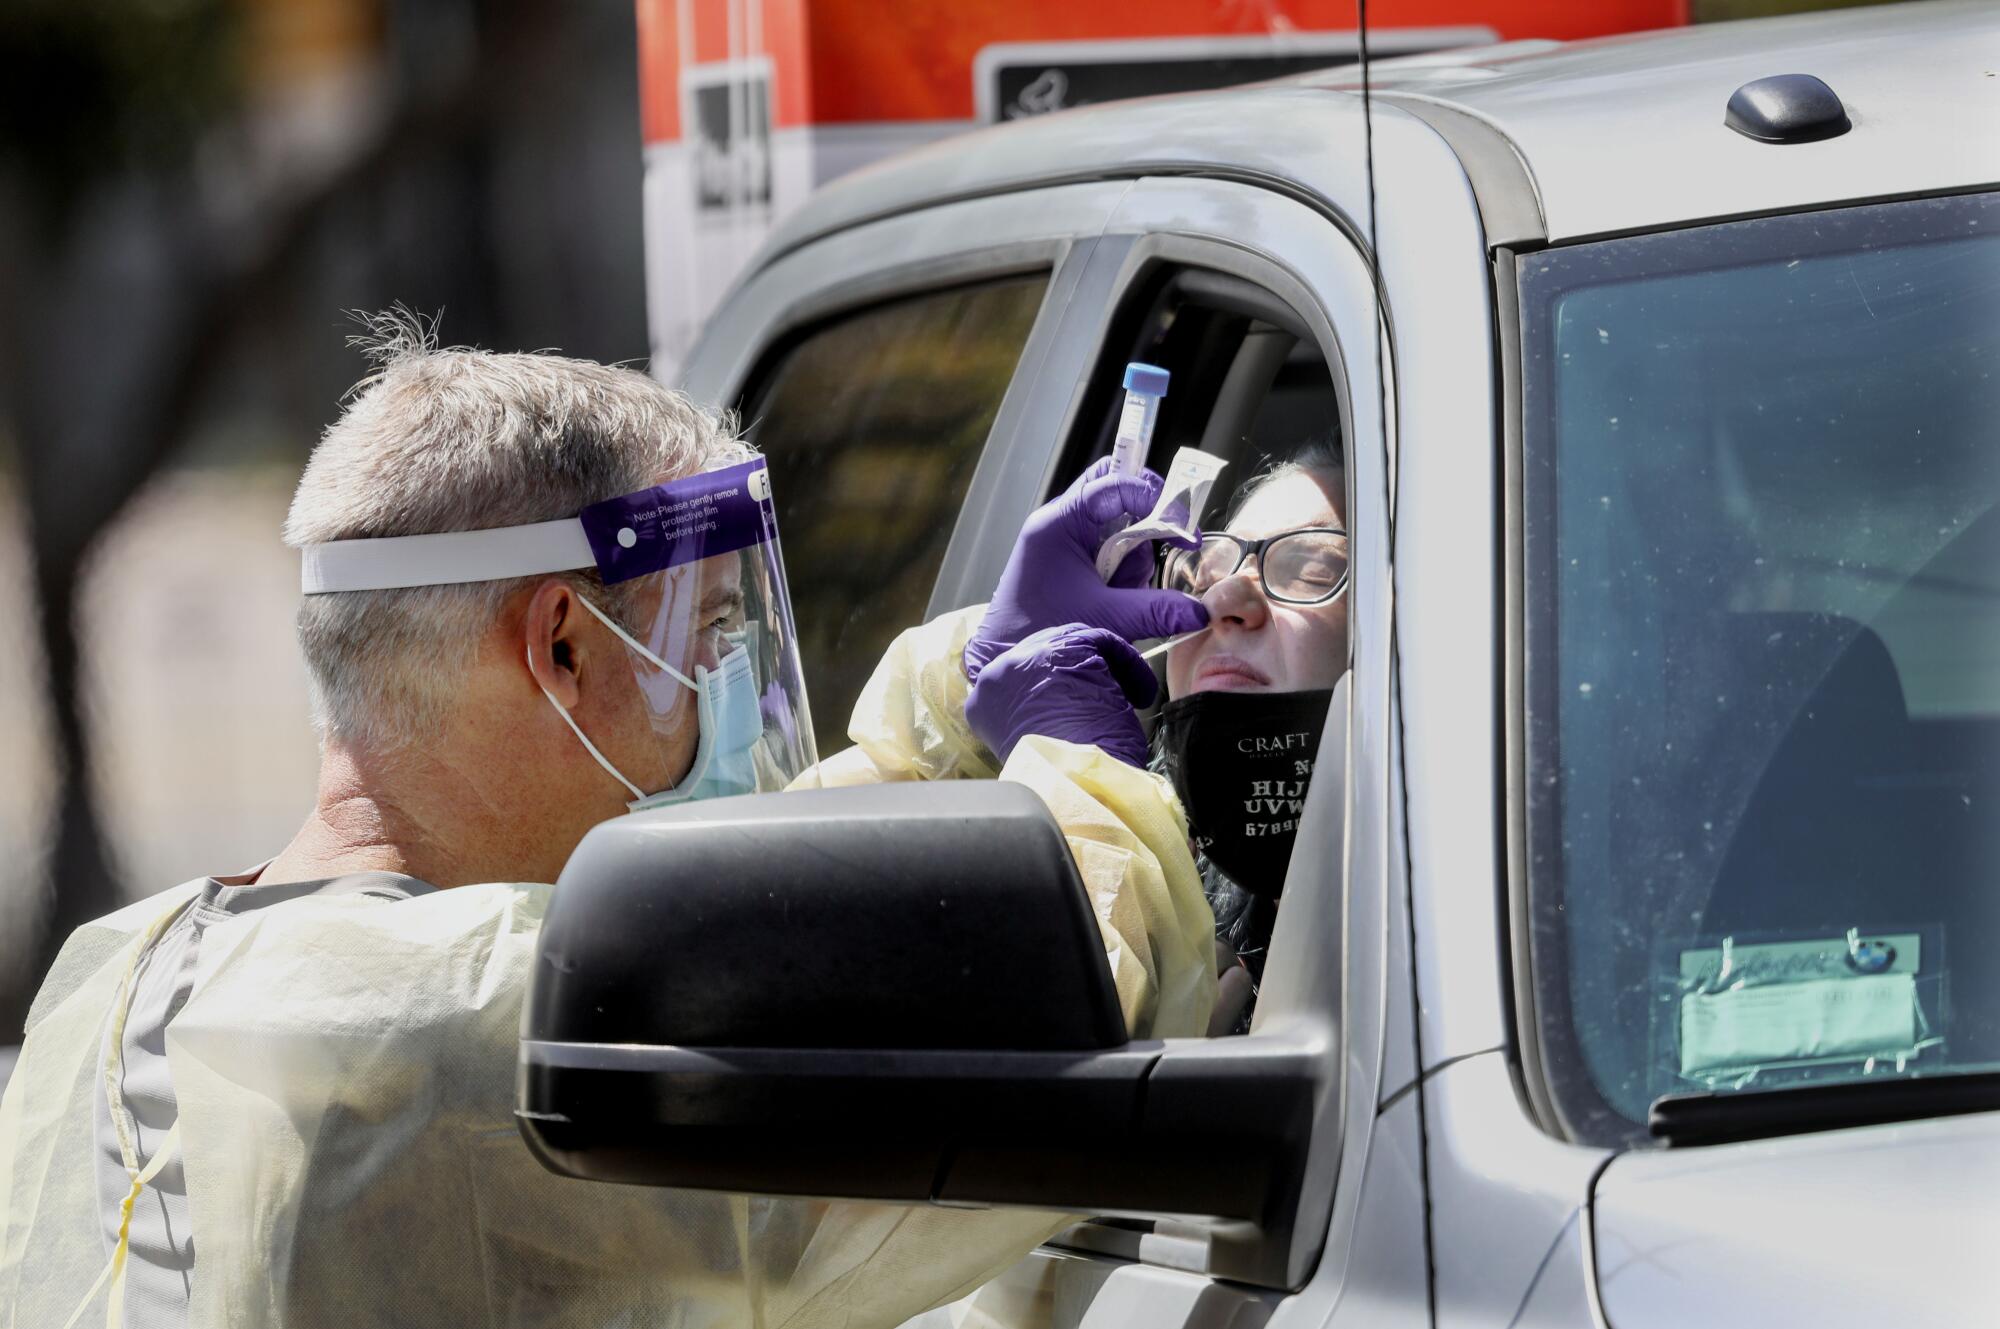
[739, 273, 1049, 741]
[1519, 193, 2000, 1142]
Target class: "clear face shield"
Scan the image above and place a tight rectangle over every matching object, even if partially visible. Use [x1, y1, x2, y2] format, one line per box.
[299, 456, 817, 809]
[563, 499, 814, 808]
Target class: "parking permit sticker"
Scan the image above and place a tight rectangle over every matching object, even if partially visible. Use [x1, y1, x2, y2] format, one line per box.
[1673, 932, 1926, 1078]
[1680, 974, 1916, 1076]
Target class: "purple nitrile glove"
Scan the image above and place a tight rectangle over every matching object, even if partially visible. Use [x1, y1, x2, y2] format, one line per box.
[965, 624, 1159, 768]
[963, 458, 1209, 684]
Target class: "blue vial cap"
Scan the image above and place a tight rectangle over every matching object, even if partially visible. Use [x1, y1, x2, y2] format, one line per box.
[1123, 362, 1170, 397]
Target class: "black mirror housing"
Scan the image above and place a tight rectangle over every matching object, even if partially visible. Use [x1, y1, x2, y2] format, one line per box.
[518, 781, 1321, 1265]
[518, 782, 1145, 1200]
[522, 781, 1125, 1054]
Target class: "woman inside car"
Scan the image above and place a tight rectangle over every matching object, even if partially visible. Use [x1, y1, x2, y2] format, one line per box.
[958, 437, 1347, 1038]
[1156, 438, 1348, 1034]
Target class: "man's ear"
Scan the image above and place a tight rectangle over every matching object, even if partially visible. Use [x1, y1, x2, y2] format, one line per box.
[523, 579, 583, 708]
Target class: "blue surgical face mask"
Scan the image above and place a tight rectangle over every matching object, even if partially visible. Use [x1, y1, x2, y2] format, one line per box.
[626, 645, 760, 810]
[534, 597, 764, 810]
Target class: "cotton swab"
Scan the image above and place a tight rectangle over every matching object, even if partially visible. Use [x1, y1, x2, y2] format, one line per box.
[1139, 626, 1210, 661]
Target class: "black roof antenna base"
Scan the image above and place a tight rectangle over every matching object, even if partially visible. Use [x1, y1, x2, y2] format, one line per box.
[1726, 73, 1853, 145]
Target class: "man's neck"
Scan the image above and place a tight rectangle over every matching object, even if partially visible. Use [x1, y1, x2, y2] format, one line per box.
[261, 743, 555, 888]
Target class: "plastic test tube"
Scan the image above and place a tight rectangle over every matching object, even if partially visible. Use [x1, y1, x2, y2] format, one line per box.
[1108, 362, 1170, 477]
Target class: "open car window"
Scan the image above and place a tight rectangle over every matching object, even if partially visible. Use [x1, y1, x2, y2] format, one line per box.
[1058, 267, 1348, 1034]
[1519, 192, 2000, 1144]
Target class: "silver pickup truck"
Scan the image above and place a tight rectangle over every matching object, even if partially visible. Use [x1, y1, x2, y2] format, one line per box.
[521, 4, 2000, 1326]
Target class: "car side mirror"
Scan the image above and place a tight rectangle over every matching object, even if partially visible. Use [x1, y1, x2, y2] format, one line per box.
[517, 781, 1321, 1276]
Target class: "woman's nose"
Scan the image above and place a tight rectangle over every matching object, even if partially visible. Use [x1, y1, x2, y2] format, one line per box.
[1204, 572, 1270, 629]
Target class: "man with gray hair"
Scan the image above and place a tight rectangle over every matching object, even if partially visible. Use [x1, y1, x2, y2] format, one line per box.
[0, 315, 1218, 1326]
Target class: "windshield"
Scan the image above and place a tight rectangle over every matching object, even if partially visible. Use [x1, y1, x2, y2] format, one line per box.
[1518, 193, 2000, 1144]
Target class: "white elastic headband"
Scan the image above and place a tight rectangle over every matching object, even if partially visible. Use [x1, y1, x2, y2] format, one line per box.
[300, 519, 596, 594]
[303, 515, 701, 693]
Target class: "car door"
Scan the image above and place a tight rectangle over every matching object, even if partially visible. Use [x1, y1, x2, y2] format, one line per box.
[671, 157, 1474, 1326]
[882, 175, 1420, 1329]
[680, 168, 1422, 1324]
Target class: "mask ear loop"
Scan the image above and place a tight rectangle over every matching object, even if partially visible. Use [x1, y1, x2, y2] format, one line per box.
[526, 590, 705, 804]
[527, 641, 647, 803]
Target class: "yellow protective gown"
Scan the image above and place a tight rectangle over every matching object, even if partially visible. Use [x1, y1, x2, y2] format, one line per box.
[0, 605, 1215, 1328]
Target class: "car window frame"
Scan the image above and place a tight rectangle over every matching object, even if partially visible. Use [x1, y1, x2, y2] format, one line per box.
[1012, 191, 1390, 1296]
[1505, 190, 2000, 1148]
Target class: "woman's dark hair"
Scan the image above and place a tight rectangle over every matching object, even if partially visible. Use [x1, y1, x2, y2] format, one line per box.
[1220, 434, 1345, 527]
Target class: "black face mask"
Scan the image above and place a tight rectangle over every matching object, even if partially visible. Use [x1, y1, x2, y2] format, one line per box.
[1153, 688, 1334, 897]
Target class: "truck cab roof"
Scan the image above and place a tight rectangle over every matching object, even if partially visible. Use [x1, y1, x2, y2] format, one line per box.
[764, 0, 1998, 259]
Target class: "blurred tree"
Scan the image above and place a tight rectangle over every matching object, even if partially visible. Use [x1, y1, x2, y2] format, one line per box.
[0, 0, 248, 1040]
[0, 0, 613, 1038]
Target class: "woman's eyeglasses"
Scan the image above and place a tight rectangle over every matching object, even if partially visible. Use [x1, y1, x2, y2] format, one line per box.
[1160, 528, 1349, 606]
